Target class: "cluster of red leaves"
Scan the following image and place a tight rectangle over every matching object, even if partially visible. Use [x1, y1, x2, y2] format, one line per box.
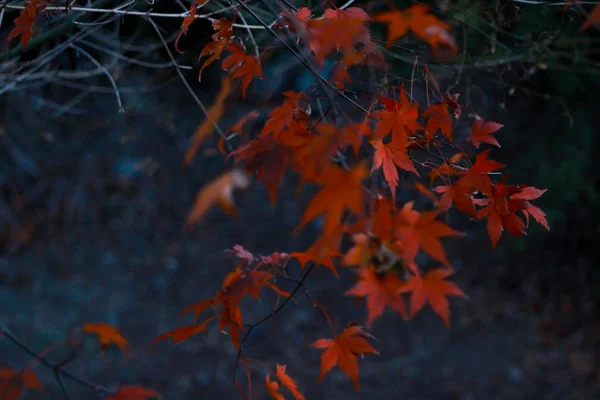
[155, 245, 290, 349]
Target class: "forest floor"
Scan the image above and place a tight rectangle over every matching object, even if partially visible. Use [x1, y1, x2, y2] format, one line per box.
[1, 81, 599, 400]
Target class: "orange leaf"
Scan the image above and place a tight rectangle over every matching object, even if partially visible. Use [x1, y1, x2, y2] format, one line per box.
[371, 136, 416, 201]
[6, 0, 46, 48]
[265, 374, 285, 400]
[346, 268, 407, 327]
[103, 385, 162, 400]
[394, 202, 464, 266]
[296, 163, 367, 238]
[374, 5, 457, 52]
[184, 77, 232, 165]
[83, 323, 129, 353]
[186, 169, 250, 227]
[581, 3, 600, 31]
[154, 317, 213, 344]
[311, 325, 378, 390]
[399, 268, 467, 327]
[467, 119, 503, 149]
[221, 42, 264, 99]
[174, 0, 208, 52]
[274, 364, 305, 400]
[198, 18, 234, 81]
[421, 102, 453, 142]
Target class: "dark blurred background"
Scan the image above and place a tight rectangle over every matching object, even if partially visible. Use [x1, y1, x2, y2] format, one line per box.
[1, 1, 599, 399]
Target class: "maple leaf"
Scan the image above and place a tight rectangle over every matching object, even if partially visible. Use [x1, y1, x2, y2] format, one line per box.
[289, 236, 342, 277]
[581, 3, 600, 31]
[427, 153, 463, 184]
[311, 325, 378, 390]
[394, 202, 464, 266]
[184, 77, 232, 165]
[475, 180, 549, 247]
[306, 7, 373, 63]
[271, 364, 305, 400]
[174, 0, 208, 52]
[399, 268, 467, 327]
[6, 0, 47, 48]
[339, 120, 372, 156]
[346, 268, 407, 327]
[103, 386, 162, 400]
[228, 135, 290, 205]
[371, 135, 417, 201]
[296, 163, 367, 238]
[186, 169, 250, 227]
[83, 323, 129, 353]
[374, 5, 457, 52]
[154, 317, 214, 344]
[221, 42, 264, 99]
[198, 18, 234, 81]
[0, 367, 42, 400]
[225, 244, 255, 264]
[216, 266, 289, 348]
[421, 102, 453, 142]
[467, 119, 503, 149]
[260, 91, 307, 138]
[457, 149, 505, 199]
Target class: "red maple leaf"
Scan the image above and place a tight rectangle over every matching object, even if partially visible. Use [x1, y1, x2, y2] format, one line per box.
[7, 0, 47, 48]
[399, 268, 467, 327]
[221, 42, 265, 99]
[467, 119, 504, 149]
[312, 325, 378, 390]
[346, 268, 407, 327]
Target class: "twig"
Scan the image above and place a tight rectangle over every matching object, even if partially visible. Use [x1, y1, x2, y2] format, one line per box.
[233, 262, 316, 381]
[0, 327, 113, 396]
[146, 16, 232, 152]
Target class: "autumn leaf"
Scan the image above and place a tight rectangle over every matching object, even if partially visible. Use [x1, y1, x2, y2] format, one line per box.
[289, 236, 342, 277]
[186, 169, 250, 227]
[185, 78, 232, 165]
[268, 364, 305, 400]
[312, 325, 378, 390]
[265, 375, 285, 400]
[581, 3, 600, 31]
[371, 135, 417, 201]
[104, 385, 162, 400]
[7, 0, 47, 48]
[399, 268, 467, 327]
[221, 42, 265, 99]
[346, 268, 407, 327]
[228, 135, 290, 205]
[0, 367, 42, 400]
[297, 163, 367, 238]
[154, 317, 214, 344]
[467, 119, 503, 149]
[306, 7, 373, 63]
[174, 0, 208, 52]
[421, 102, 453, 142]
[374, 5, 457, 52]
[260, 91, 308, 138]
[83, 323, 129, 353]
[394, 202, 464, 266]
[198, 18, 234, 80]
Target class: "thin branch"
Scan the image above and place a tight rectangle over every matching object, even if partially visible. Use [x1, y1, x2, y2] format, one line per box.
[146, 16, 232, 152]
[233, 262, 316, 381]
[69, 44, 124, 113]
[0, 327, 112, 396]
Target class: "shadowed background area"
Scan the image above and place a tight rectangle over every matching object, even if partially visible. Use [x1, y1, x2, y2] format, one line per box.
[1, 1, 599, 399]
